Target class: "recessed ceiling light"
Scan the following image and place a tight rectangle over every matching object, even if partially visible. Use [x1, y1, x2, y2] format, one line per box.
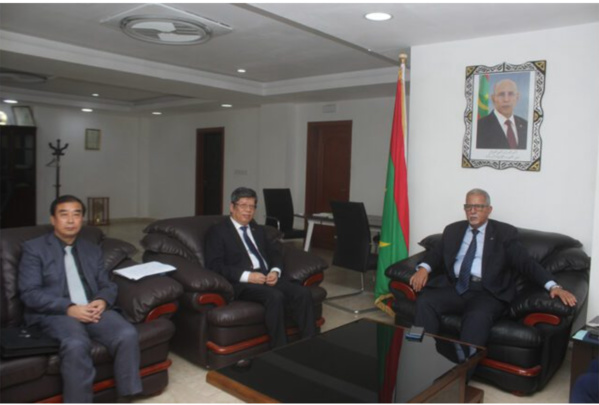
[81, 108, 93, 112]
[3, 99, 18, 104]
[221, 104, 233, 108]
[237, 68, 246, 73]
[365, 12, 392, 21]
[92, 93, 100, 97]
[152, 112, 162, 115]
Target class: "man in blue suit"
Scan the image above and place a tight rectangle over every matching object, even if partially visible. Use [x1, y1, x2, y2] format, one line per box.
[476, 79, 528, 150]
[18, 195, 141, 402]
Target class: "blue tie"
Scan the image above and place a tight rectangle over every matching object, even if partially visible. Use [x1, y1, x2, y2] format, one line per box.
[456, 229, 479, 295]
[240, 226, 268, 274]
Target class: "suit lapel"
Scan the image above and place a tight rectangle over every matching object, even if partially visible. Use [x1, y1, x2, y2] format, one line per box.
[45, 233, 68, 294]
[481, 220, 496, 277]
[226, 218, 248, 253]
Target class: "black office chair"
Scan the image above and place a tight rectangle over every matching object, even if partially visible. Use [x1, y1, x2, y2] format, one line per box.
[326, 201, 378, 314]
[263, 188, 306, 240]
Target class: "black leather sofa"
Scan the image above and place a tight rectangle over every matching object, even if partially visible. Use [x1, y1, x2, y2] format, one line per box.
[0, 225, 183, 403]
[385, 228, 590, 395]
[141, 215, 328, 369]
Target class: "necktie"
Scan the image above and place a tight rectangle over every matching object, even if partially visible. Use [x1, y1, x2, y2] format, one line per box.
[240, 226, 268, 274]
[456, 229, 479, 295]
[64, 246, 88, 305]
[505, 120, 518, 149]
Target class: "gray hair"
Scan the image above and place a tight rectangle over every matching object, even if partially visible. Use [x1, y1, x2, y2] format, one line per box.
[230, 187, 258, 204]
[466, 188, 491, 205]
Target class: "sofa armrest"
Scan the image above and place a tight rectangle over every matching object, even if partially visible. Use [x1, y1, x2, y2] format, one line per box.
[510, 272, 588, 321]
[102, 237, 137, 271]
[281, 246, 328, 284]
[143, 253, 235, 302]
[113, 273, 183, 324]
[385, 251, 427, 285]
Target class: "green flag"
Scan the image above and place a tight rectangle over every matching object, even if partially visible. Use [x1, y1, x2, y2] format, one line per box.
[374, 60, 410, 316]
[477, 74, 490, 119]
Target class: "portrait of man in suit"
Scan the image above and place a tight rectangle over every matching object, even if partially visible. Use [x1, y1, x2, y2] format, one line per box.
[205, 187, 316, 350]
[476, 79, 528, 150]
[18, 195, 141, 402]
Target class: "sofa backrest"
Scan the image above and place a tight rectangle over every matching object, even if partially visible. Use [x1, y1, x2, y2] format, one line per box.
[1, 225, 136, 328]
[141, 215, 285, 268]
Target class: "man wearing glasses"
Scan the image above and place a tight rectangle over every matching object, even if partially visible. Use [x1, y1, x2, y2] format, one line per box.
[205, 187, 316, 349]
[409, 188, 576, 355]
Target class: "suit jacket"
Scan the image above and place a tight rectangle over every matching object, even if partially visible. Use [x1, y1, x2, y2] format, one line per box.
[18, 232, 117, 326]
[476, 112, 528, 149]
[205, 217, 284, 284]
[423, 219, 552, 303]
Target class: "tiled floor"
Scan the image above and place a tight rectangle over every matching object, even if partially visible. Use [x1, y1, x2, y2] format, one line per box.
[102, 220, 572, 403]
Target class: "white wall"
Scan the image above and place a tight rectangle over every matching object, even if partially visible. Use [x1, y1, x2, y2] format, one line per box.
[408, 23, 599, 319]
[1, 104, 146, 223]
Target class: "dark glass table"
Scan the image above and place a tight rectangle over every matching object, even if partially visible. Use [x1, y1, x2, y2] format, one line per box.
[207, 319, 485, 403]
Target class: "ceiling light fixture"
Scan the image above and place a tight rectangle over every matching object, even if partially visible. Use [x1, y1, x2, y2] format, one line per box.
[3, 99, 18, 104]
[237, 69, 246, 73]
[81, 108, 93, 113]
[365, 12, 392, 21]
[92, 93, 100, 97]
[152, 112, 162, 115]
[221, 104, 233, 108]
[121, 17, 214, 45]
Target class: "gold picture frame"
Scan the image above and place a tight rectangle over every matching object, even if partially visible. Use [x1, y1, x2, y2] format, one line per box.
[85, 128, 101, 150]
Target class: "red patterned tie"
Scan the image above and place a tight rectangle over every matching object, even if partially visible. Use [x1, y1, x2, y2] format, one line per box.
[505, 120, 518, 149]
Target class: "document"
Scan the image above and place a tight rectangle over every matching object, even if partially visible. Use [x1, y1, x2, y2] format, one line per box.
[113, 261, 176, 281]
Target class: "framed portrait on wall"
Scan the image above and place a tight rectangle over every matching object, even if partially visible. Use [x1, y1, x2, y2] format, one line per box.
[462, 60, 546, 171]
[85, 128, 101, 150]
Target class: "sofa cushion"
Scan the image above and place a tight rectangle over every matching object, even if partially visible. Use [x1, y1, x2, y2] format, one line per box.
[0, 355, 48, 389]
[207, 300, 265, 327]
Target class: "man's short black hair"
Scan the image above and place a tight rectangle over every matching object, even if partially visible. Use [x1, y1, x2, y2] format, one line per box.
[230, 187, 258, 204]
[50, 195, 86, 216]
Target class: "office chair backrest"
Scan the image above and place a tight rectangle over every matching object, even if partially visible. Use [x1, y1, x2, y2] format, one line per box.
[330, 201, 373, 272]
[263, 188, 294, 231]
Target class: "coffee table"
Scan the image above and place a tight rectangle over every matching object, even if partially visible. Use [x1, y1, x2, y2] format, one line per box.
[207, 319, 485, 403]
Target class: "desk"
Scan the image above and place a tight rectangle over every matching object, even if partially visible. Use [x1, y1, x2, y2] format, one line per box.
[297, 213, 382, 251]
[207, 319, 484, 403]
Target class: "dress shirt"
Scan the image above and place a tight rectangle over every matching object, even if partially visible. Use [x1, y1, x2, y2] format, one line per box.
[493, 110, 519, 145]
[230, 217, 281, 283]
[54, 235, 93, 302]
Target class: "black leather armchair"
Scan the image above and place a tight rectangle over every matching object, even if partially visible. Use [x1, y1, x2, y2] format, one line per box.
[0, 225, 183, 403]
[141, 215, 328, 369]
[385, 228, 590, 395]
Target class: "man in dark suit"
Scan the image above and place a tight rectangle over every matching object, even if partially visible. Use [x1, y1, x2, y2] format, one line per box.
[18, 195, 141, 403]
[409, 188, 576, 352]
[205, 187, 315, 348]
[476, 79, 528, 149]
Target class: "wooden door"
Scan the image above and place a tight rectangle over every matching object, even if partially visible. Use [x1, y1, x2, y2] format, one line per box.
[195, 128, 224, 215]
[1, 125, 37, 228]
[305, 121, 352, 249]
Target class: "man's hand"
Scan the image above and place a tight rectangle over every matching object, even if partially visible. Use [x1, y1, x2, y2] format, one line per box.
[67, 304, 100, 323]
[248, 272, 267, 284]
[409, 267, 429, 293]
[550, 287, 577, 307]
[89, 299, 107, 317]
[266, 271, 279, 286]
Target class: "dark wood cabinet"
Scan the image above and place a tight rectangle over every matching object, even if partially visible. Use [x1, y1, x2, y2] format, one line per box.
[1, 125, 37, 228]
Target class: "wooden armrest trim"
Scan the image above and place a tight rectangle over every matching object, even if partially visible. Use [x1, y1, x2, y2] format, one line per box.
[197, 293, 226, 307]
[479, 358, 542, 377]
[390, 280, 417, 301]
[145, 302, 178, 323]
[206, 317, 325, 355]
[304, 273, 324, 286]
[523, 313, 561, 327]
[38, 359, 173, 403]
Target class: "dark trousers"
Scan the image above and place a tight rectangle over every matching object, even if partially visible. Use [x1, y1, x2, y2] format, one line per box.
[413, 285, 506, 348]
[39, 310, 142, 403]
[234, 278, 316, 348]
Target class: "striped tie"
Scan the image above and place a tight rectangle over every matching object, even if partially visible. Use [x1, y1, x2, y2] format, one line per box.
[456, 229, 479, 295]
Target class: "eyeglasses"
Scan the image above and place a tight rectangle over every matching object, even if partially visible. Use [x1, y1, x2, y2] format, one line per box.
[235, 203, 257, 211]
[463, 204, 489, 212]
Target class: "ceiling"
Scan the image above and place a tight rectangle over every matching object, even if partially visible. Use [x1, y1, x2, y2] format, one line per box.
[1, 3, 598, 115]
